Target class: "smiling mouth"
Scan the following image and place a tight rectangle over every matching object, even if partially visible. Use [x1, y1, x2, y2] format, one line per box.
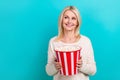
[65, 23, 74, 27]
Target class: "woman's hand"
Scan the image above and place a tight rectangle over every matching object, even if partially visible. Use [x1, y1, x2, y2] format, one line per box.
[54, 59, 62, 71]
[76, 57, 82, 70]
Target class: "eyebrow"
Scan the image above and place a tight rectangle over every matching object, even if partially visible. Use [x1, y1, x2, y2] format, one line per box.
[63, 14, 68, 16]
[63, 14, 76, 18]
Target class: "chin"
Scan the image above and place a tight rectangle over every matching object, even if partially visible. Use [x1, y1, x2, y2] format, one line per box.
[64, 28, 74, 31]
[65, 26, 75, 30]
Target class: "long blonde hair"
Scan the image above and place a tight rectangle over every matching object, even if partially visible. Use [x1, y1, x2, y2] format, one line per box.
[56, 6, 81, 41]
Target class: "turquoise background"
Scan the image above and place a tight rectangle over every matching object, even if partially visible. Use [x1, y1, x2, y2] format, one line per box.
[0, 0, 120, 80]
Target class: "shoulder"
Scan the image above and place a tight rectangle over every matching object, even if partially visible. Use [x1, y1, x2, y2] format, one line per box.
[80, 34, 91, 43]
[49, 36, 58, 43]
[80, 35, 93, 48]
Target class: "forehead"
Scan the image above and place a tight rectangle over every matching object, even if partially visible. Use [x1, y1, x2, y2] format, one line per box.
[63, 10, 77, 17]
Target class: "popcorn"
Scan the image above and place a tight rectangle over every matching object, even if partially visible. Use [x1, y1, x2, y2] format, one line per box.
[55, 46, 81, 52]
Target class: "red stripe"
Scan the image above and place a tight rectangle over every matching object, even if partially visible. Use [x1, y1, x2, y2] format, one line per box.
[77, 50, 81, 73]
[55, 51, 59, 62]
[66, 52, 71, 75]
[60, 52, 66, 75]
[55, 51, 62, 74]
[74, 51, 77, 74]
[78, 50, 81, 60]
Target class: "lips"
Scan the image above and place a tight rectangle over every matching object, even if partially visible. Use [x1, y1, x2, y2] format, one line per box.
[65, 23, 74, 27]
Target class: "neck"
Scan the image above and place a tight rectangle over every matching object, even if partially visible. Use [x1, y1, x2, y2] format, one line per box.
[62, 30, 77, 43]
[64, 30, 75, 38]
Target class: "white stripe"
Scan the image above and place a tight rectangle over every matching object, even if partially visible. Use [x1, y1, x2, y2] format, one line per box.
[58, 52, 63, 75]
[71, 52, 74, 75]
[76, 51, 79, 74]
[63, 52, 68, 75]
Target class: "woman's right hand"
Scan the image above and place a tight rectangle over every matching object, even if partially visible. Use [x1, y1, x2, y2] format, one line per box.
[54, 59, 62, 71]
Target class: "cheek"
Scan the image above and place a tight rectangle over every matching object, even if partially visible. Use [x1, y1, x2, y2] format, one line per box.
[63, 19, 68, 23]
[62, 19, 66, 27]
[73, 21, 78, 25]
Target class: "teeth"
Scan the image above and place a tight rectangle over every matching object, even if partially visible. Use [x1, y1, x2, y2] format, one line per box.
[66, 24, 73, 27]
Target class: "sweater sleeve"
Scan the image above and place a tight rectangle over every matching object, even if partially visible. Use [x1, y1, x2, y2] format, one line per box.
[79, 38, 97, 76]
[45, 38, 58, 76]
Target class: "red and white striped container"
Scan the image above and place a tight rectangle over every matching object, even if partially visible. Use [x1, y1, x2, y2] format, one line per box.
[55, 47, 81, 76]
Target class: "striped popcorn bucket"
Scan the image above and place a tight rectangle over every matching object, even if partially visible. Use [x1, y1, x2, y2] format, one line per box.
[55, 49, 81, 76]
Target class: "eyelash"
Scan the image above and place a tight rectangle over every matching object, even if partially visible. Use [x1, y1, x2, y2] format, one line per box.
[64, 16, 76, 20]
[72, 17, 76, 20]
[64, 16, 68, 19]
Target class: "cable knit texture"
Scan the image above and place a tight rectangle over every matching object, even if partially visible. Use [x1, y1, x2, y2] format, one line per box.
[46, 35, 97, 80]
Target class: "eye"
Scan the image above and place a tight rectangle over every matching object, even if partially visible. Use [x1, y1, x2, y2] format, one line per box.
[64, 16, 68, 19]
[72, 17, 76, 20]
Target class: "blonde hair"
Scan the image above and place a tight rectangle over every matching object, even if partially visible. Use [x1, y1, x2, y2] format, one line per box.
[56, 6, 81, 41]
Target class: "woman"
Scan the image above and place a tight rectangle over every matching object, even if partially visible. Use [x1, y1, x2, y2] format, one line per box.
[46, 6, 97, 80]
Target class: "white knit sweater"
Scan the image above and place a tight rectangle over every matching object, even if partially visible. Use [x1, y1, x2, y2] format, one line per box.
[46, 35, 97, 80]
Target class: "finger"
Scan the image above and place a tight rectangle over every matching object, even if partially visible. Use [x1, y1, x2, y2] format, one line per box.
[78, 59, 82, 62]
[78, 59, 82, 61]
[77, 60, 82, 63]
[55, 62, 62, 67]
[76, 61, 82, 65]
[56, 65, 62, 70]
[76, 63, 82, 67]
[54, 62, 60, 64]
[77, 59, 82, 64]
[79, 56, 82, 60]
[57, 67, 61, 71]
[54, 59, 57, 62]
[54, 58, 58, 62]
[56, 64, 61, 67]
[76, 65, 82, 69]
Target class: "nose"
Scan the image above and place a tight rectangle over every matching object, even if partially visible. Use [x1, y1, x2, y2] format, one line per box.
[68, 18, 72, 23]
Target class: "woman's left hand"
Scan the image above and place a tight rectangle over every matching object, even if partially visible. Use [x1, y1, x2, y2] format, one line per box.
[76, 58, 82, 70]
